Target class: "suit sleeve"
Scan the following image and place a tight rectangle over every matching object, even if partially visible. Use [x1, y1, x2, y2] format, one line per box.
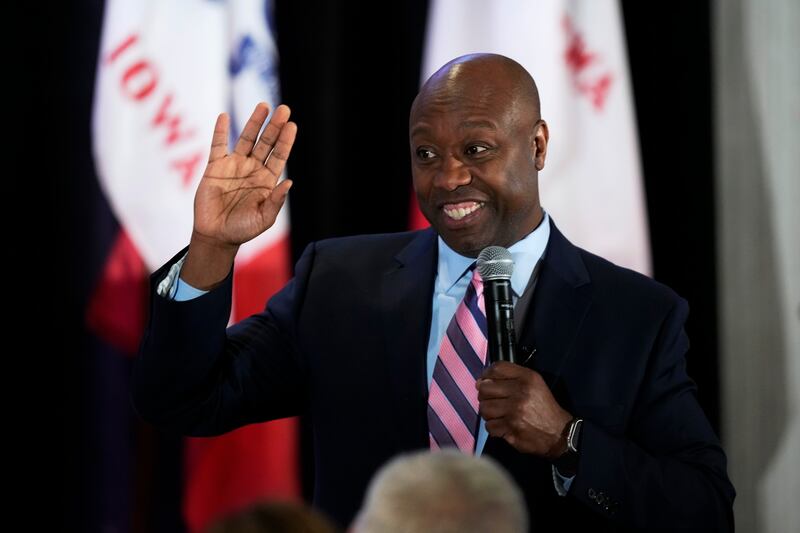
[569, 298, 735, 532]
[130, 241, 317, 437]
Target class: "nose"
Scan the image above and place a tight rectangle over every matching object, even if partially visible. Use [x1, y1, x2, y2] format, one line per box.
[434, 155, 471, 191]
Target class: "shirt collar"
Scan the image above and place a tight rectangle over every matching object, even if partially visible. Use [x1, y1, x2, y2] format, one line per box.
[436, 211, 551, 296]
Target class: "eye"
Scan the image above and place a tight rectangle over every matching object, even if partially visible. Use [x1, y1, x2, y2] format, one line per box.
[415, 147, 437, 160]
[465, 145, 489, 156]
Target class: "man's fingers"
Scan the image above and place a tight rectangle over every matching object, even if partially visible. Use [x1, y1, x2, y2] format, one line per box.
[261, 179, 293, 217]
[478, 398, 509, 421]
[476, 378, 514, 400]
[233, 102, 271, 156]
[485, 418, 510, 438]
[252, 104, 291, 162]
[208, 112, 230, 163]
[265, 121, 298, 178]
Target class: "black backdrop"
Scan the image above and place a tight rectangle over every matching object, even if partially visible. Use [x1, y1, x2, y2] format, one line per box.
[54, 1, 717, 530]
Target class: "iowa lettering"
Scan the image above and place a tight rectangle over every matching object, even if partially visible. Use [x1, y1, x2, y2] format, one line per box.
[562, 15, 614, 112]
[104, 34, 203, 187]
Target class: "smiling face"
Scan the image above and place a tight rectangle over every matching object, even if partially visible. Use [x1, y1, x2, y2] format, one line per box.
[410, 55, 549, 257]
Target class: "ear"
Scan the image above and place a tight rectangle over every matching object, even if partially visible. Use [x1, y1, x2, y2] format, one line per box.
[531, 119, 549, 171]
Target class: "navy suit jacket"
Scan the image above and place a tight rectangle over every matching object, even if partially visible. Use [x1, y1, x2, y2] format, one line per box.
[132, 219, 734, 532]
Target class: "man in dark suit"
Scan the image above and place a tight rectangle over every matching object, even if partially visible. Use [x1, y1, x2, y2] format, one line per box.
[132, 54, 735, 531]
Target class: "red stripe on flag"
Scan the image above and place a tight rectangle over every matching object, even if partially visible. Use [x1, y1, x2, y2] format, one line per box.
[408, 188, 430, 231]
[85, 229, 148, 355]
[232, 235, 292, 320]
[182, 235, 300, 533]
[183, 417, 299, 532]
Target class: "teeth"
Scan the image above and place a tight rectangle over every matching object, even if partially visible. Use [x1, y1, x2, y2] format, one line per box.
[443, 202, 484, 220]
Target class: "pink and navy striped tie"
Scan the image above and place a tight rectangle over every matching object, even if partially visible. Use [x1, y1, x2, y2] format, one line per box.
[428, 266, 489, 453]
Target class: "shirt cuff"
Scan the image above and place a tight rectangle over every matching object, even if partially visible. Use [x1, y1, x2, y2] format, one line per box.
[173, 277, 209, 301]
[552, 465, 575, 497]
[155, 251, 209, 301]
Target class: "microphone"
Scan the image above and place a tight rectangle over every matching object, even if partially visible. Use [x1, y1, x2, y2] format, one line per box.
[477, 246, 517, 364]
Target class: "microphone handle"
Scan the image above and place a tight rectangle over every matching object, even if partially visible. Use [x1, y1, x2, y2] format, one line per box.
[484, 279, 517, 364]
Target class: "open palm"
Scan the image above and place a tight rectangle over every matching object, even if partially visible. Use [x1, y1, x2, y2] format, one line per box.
[193, 103, 297, 248]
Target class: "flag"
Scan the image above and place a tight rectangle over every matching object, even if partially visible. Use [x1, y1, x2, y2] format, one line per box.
[414, 0, 650, 274]
[91, 0, 298, 531]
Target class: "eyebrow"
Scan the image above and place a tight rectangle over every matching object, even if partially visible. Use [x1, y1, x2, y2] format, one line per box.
[410, 120, 497, 138]
[459, 120, 496, 131]
[410, 124, 431, 137]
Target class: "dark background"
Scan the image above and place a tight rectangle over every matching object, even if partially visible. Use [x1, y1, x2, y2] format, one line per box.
[51, 0, 717, 530]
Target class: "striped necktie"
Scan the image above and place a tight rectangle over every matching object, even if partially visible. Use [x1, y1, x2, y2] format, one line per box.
[427, 266, 488, 453]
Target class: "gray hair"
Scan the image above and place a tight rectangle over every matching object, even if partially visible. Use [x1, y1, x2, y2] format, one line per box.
[352, 450, 528, 533]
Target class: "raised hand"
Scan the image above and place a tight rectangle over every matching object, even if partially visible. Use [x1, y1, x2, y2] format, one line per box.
[193, 102, 296, 249]
[182, 103, 297, 290]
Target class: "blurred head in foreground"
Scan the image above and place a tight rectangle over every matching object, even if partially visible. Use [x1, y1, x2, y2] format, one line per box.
[352, 450, 528, 533]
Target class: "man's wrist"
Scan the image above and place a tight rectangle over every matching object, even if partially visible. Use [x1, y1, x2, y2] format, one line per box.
[182, 231, 239, 290]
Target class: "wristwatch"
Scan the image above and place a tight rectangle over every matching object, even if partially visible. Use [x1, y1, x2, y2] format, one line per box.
[554, 417, 583, 476]
[566, 417, 583, 453]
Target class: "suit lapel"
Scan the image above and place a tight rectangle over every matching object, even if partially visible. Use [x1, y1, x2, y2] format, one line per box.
[380, 228, 438, 452]
[522, 222, 593, 389]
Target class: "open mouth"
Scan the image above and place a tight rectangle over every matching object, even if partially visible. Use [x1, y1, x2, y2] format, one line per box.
[442, 201, 485, 221]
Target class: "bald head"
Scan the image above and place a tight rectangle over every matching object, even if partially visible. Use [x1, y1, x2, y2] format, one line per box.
[412, 53, 541, 127]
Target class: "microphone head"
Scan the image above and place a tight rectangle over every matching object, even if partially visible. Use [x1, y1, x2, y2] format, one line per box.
[477, 246, 514, 281]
